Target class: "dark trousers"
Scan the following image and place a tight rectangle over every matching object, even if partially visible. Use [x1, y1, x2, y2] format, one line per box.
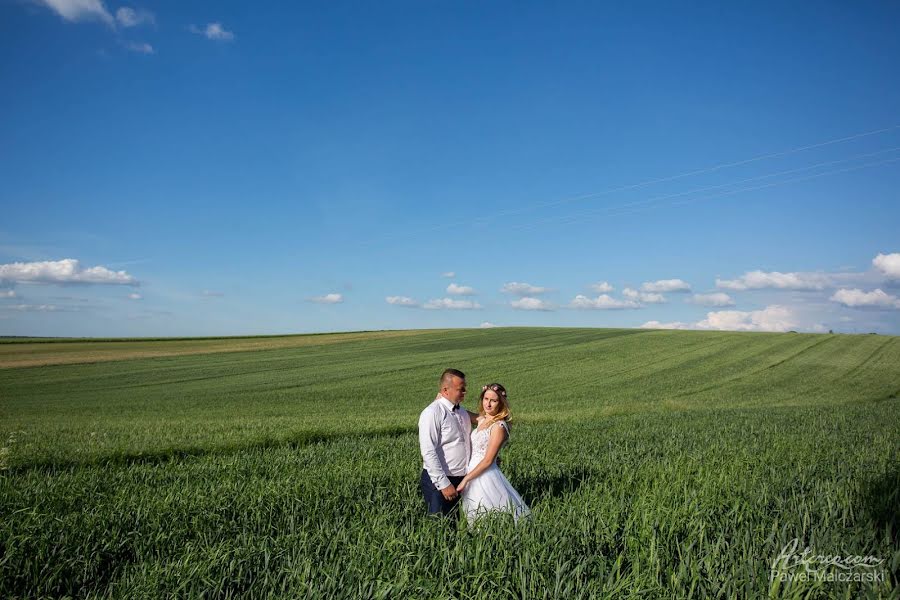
[421, 469, 465, 516]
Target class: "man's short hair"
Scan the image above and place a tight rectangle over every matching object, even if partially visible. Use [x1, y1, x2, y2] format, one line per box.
[440, 368, 466, 386]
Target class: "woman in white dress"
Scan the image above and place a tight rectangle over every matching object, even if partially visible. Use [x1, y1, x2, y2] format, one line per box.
[456, 383, 530, 523]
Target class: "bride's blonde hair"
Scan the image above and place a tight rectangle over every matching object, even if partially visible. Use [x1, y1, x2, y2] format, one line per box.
[479, 382, 511, 426]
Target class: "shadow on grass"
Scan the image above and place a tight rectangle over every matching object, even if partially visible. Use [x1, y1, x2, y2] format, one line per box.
[8, 425, 418, 474]
[859, 464, 899, 547]
[516, 464, 596, 507]
[854, 463, 900, 590]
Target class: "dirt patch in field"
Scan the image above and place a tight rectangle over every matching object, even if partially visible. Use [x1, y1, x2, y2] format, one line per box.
[0, 330, 433, 369]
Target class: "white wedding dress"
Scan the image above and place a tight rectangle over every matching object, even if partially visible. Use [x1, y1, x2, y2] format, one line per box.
[461, 418, 531, 523]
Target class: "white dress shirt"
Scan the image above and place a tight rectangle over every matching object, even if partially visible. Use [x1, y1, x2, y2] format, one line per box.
[418, 395, 472, 490]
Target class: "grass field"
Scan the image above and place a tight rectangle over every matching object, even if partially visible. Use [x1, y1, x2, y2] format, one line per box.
[1, 327, 898, 598]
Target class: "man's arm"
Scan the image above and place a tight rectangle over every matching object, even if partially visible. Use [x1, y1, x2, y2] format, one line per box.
[418, 406, 452, 492]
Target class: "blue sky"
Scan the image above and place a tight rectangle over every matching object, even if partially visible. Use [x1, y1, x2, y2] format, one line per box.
[1, 0, 899, 337]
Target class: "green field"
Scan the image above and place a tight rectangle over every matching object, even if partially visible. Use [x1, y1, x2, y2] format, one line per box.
[1, 328, 898, 598]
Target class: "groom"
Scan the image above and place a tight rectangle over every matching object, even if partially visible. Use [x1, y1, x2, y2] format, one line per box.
[418, 368, 472, 516]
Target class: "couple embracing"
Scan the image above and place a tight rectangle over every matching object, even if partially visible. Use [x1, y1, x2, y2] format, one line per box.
[418, 368, 530, 523]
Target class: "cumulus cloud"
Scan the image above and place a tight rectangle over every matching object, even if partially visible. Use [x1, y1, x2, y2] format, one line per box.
[0, 259, 137, 286]
[423, 298, 481, 310]
[190, 22, 234, 41]
[386, 296, 419, 307]
[695, 305, 798, 332]
[33, 0, 114, 26]
[511, 297, 554, 311]
[590, 281, 614, 293]
[479, 322, 497, 328]
[570, 294, 641, 310]
[309, 293, 343, 304]
[716, 270, 831, 291]
[623, 288, 666, 304]
[830, 288, 900, 309]
[441, 271, 456, 278]
[640, 320, 690, 330]
[873, 253, 900, 280]
[128, 293, 142, 300]
[115, 6, 154, 27]
[641, 305, 807, 332]
[447, 283, 476, 296]
[688, 292, 735, 307]
[641, 279, 691, 293]
[502, 282, 551, 296]
[201, 290, 224, 297]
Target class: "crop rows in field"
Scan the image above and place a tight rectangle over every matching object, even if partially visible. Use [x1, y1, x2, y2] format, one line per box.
[1, 328, 898, 598]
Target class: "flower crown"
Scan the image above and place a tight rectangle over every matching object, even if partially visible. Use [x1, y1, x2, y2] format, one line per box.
[482, 383, 507, 398]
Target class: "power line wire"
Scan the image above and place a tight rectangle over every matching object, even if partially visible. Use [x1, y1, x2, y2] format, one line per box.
[510, 155, 900, 232]
[477, 124, 900, 222]
[357, 123, 900, 248]
[508, 147, 900, 229]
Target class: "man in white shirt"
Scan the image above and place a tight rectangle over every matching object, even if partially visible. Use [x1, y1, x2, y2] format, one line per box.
[419, 368, 473, 516]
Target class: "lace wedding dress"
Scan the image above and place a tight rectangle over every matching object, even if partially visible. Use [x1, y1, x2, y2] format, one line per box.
[461, 419, 530, 523]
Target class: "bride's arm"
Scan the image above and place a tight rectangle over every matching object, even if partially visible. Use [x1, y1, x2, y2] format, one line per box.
[457, 425, 507, 492]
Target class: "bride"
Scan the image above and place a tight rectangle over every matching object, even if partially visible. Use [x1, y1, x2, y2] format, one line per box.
[456, 383, 530, 523]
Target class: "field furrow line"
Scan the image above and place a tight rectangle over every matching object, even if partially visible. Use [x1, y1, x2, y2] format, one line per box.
[669, 335, 837, 399]
[841, 337, 897, 380]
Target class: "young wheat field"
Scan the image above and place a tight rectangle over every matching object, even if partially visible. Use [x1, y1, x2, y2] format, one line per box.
[1, 327, 898, 598]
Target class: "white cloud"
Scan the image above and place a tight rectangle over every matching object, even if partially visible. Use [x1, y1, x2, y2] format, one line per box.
[623, 288, 666, 304]
[688, 292, 735, 307]
[190, 22, 234, 41]
[115, 6, 154, 27]
[830, 288, 900, 309]
[201, 290, 224, 297]
[570, 294, 641, 310]
[640, 320, 690, 330]
[124, 41, 153, 54]
[696, 304, 797, 331]
[641, 279, 691, 293]
[0, 290, 16, 298]
[502, 282, 551, 296]
[34, 0, 114, 26]
[873, 253, 900, 280]
[386, 296, 418, 307]
[423, 298, 481, 310]
[441, 271, 456, 278]
[511, 297, 554, 311]
[590, 281, 614, 293]
[309, 293, 343, 304]
[447, 283, 476, 296]
[716, 270, 831, 291]
[31, 3, 156, 55]
[128, 293, 142, 300]
[479, 322, 497, 328]
[640, 305, 811, 332]
[2, 303, 61, 312]
[0, 259, 137, 285]
[695, 305, 799, 332]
